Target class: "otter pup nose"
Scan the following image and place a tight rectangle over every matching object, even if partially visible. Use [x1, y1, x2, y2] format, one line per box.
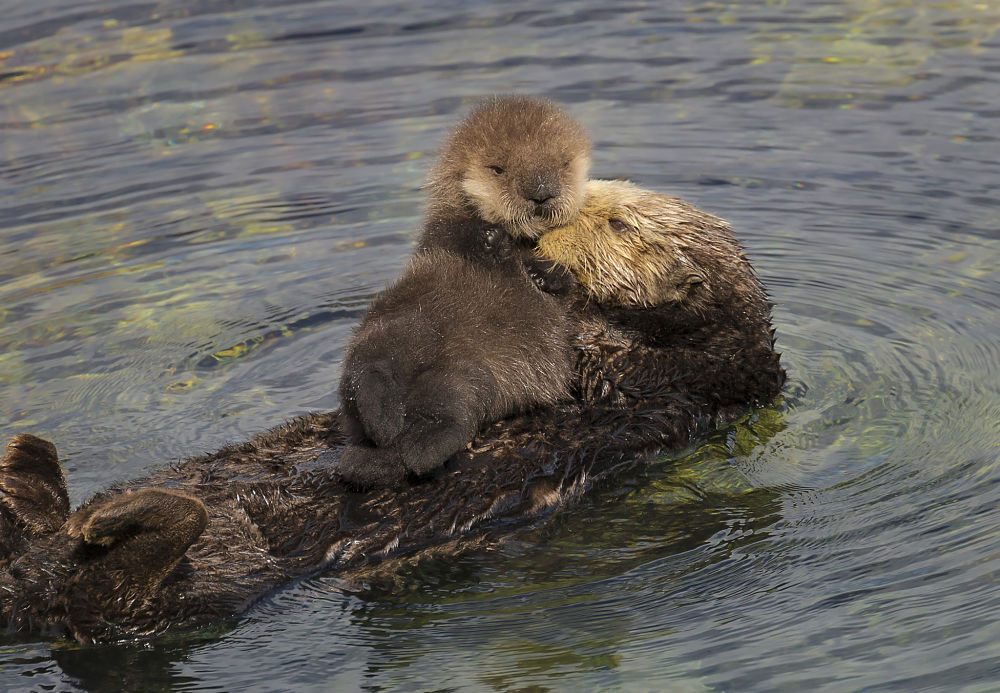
[529, 184, 554, 205]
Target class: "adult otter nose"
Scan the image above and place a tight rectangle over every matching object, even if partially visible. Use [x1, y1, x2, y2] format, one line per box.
[528, 183, 554, 205]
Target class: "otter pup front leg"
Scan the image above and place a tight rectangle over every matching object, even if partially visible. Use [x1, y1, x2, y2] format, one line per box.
[1, 434, 70, 561]
[66, 488, 208, 591]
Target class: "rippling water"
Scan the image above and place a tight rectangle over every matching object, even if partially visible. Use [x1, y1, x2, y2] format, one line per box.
[2, 1, 1000, 691]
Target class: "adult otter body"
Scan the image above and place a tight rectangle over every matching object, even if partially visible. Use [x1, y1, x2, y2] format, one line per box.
[339, 96, 590, 487]
[0, 181, 784, 643]
[540, 179, 785, 421]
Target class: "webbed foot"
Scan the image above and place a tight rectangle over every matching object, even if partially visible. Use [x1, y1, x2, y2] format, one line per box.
[67, 488, 208, 548]
[1, 434, 70, 558]
[66, 488, 209, 591]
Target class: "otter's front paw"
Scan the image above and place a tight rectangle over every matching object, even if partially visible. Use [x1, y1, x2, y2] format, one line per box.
[480, 226, 515, 260]
[0, 433, 70, 535]
[525, 259, 576, 297]
[338, 445, 408, 490]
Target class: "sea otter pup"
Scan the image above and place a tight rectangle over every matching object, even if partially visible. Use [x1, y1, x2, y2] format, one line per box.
[0, 181, 783, 643]
[338, 96, 590, 487]
[419, 94, 591, 250]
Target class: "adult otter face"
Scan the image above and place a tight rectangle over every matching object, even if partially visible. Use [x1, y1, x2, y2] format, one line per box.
[429, 95, 591, 238]
[536, 179, 747, 311]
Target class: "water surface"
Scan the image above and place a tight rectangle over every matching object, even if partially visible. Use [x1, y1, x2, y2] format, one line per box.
[2, 1, 1000, 691]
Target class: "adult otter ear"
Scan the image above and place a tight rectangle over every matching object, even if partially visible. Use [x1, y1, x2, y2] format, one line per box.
[648, 268, 709, 306]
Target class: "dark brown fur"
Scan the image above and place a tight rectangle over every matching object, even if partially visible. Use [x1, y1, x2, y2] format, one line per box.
[338, 248, 574, 488]
[0, 181, 784, 644]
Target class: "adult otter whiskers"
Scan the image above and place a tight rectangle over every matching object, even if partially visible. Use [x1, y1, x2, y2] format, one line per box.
[0, 180, 783, 644]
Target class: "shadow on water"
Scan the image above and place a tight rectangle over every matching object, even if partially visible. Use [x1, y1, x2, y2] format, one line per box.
[326, 411, 788, 690]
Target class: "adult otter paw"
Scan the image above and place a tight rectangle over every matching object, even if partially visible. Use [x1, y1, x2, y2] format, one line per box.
[67, 488, 208, 548]
[524, 258, 577, 297]
[0, 433, 70, 535]
[338, 445, 408, 490]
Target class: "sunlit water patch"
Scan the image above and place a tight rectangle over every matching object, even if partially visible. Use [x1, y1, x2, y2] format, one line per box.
[2, 0, 1000, 691]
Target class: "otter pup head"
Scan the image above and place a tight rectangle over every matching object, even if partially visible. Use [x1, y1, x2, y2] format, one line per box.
[428, 95, 591, 238]
[536, 179, 759, 312]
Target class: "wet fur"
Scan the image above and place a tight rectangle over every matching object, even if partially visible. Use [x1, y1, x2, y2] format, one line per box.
[538, 179, 786, 415]
[0, 181, 784, 643]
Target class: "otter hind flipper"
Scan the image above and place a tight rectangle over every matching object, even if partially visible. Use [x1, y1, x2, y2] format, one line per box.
[66, 488, 208, 591]
[338, 445, 408, 490]
[1, 434, 70, 559]
[339, 368, 483, 489]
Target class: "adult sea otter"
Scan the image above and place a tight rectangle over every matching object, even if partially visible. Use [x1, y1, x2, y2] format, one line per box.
[0, 180, 783, 643]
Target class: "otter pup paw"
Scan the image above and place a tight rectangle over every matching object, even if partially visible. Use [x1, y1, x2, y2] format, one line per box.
[468, 225, 516, 265]
[0, 433, 70, 536]
[524, 258, 577, 297]
[67, 488, 208, 548]
[338, 445, 408, 490]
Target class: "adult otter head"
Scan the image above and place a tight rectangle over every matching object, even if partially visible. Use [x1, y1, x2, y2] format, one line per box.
[427, 95, 591, 238]
[536, 179, 767, 320]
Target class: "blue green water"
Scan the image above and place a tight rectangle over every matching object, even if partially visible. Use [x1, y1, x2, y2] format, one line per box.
[2, 1, 1000, 690]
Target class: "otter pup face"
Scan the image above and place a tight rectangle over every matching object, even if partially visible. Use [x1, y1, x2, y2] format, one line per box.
[536, 179, 741, 309]
[429, 95, 591, 238]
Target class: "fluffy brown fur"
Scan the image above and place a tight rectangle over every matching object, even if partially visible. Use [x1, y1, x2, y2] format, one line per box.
[339, 95, 589, 487]
[420, 95, 591, 251]
[338, 248, 574, 488]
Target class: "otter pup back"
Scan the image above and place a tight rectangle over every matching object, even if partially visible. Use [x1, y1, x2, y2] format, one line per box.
[338, 250, 574, 488]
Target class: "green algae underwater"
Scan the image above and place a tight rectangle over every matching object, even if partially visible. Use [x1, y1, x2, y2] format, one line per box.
[2, 1, 1000, 691]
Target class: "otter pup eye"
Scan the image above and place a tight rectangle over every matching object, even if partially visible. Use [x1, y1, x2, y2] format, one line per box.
[487, 165, 505, 175]
[609, 218, 630, 233]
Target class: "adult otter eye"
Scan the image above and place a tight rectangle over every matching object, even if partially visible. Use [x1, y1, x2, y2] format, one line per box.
[609, 218, 630, 233]
[487, 165, 505, 175]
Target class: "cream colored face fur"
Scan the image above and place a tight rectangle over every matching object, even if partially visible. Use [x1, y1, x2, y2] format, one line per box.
[460, 150, 590, 238]
[428, 96, 592, 239]
[537, 179, 739, 308]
